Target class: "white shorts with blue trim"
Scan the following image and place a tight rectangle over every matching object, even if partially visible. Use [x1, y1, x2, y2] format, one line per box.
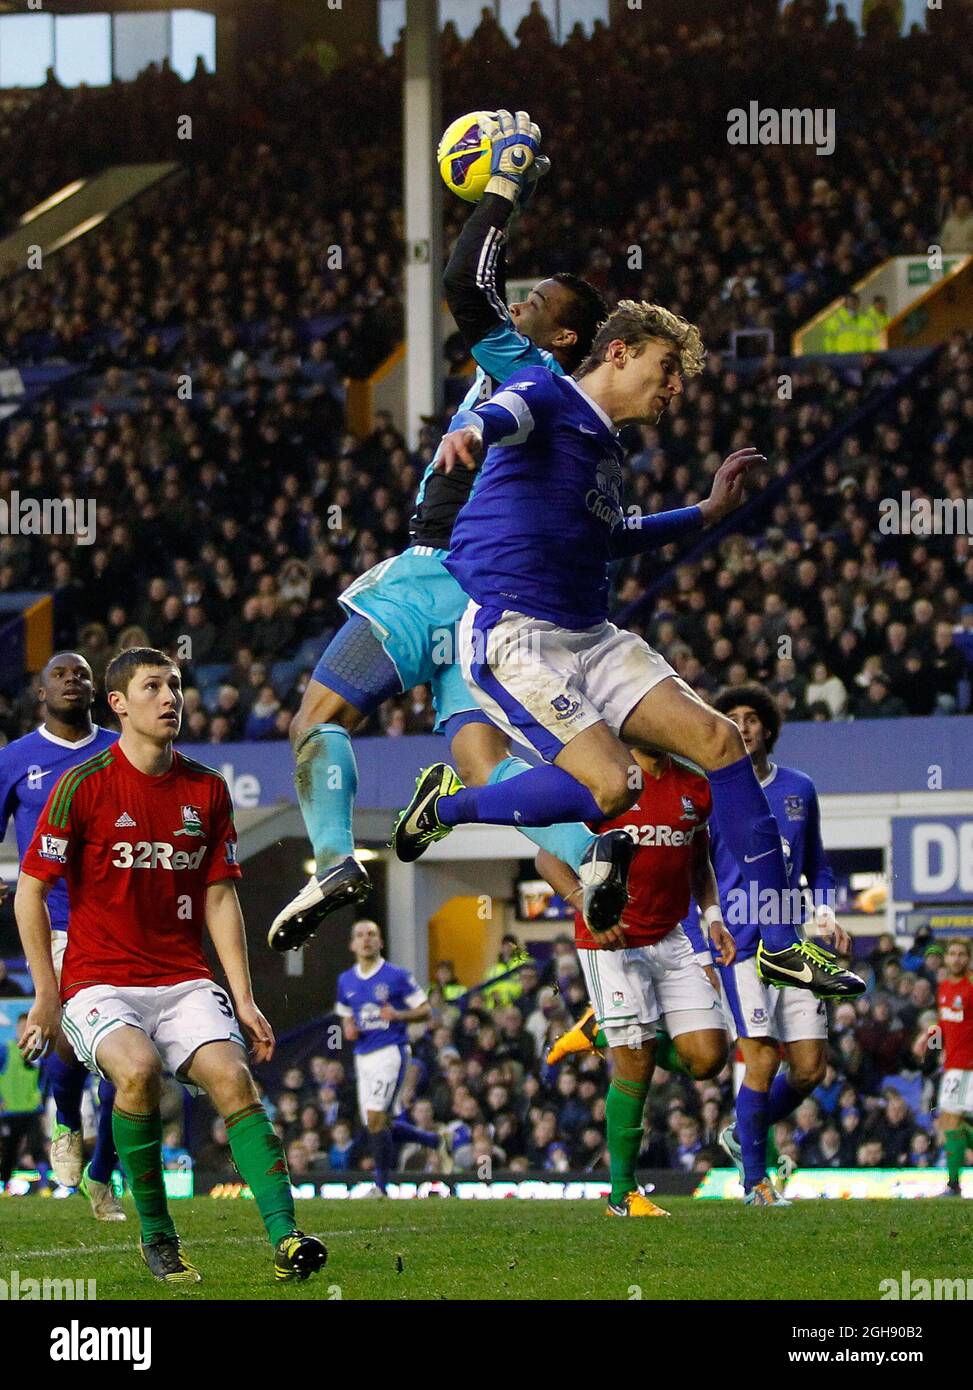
[355, 1042, 411, 1122]
[719, 955, 828, 1042]
[458, 601, 675, 760]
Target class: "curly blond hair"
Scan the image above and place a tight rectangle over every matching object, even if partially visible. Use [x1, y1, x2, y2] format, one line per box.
[576, 299, 705, 379]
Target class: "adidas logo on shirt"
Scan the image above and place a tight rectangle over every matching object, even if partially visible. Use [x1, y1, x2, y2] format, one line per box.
[114, 812, 136, 828]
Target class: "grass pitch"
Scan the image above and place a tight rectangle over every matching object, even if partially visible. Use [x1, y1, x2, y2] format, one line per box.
[1, 1195, 969, 1301]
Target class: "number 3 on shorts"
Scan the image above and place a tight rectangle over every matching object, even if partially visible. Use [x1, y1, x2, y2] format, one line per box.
[211, 989, 233, 1019]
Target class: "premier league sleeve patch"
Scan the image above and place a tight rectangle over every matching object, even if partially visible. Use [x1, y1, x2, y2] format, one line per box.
[39, 834, 69, 864]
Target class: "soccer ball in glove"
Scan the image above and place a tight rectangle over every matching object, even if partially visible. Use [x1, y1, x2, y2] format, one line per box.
[437, 111, 496, 203]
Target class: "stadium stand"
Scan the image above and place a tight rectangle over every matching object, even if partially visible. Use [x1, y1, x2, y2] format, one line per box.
[1, 0, 972, 1184]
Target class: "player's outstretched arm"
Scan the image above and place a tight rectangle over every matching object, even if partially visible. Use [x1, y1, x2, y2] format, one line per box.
[443, 109, 542, 353]
[609, 447, 767, 559]
[204, 880, 275, 1063]
[690, 831, 735, 967]
[13, 872, 61, 1060]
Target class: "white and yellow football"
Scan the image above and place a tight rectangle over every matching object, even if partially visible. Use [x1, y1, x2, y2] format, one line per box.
[437, 111, 496, 203]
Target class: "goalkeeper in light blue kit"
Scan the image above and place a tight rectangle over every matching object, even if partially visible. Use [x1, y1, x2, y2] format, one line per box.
[270, 110, 608, 952]
[392, 300, 866, 1000]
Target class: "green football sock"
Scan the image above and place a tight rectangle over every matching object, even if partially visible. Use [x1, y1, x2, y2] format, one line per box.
[607, 1077, 649, 1206]
[654, 1028, 691, 1075]
[594, 1026, 607, 1049]
[225, 1102, 296, 1246]
[945, 1129, 967, 1188]
[112, 1107, 175, 1241]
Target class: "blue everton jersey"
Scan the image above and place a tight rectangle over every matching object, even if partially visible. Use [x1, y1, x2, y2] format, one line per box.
[411, 324, 562, 547]
[445, 366, 626, 627]
[707, 763, 835, 961]
[0, 724, 117, 932]
[335, 959, 427, 1056]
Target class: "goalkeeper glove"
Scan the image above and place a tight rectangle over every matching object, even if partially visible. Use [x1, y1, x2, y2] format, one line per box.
[482, 108, 541, 202]
[519, 154, 551, 209]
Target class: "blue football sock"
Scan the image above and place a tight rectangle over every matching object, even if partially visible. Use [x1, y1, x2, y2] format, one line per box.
[390, 1118, 439, 1150]
[486, 757, 595, 870]
[371, 1127, 394, 1191]
[88, 1080, 119, 1185]
[48, 1053, 86, 1131]
[439, 763, 604, 828]
[735, 1084, 770, 1192]
[766, 1072, 805, 1126]
[708, 755, 798, 952]
[294, 723, 358, 873]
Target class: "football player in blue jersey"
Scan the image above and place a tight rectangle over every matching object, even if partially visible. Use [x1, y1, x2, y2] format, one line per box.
[269, 110, 608, 951]
[0, 653, 123, 1218]
[393, 299, 865, 1002]
[334, 919, 444, 1194]
[705, 685, 853, 1206]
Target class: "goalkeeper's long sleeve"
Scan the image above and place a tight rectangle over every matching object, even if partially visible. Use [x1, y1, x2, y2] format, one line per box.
[443, 193, 515, 352]
[607, 505, 705, 558]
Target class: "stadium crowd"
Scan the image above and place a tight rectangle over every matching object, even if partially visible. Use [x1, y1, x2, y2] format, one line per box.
[1, 8, 973, 743]
[168, 927, 967, 1181]
[2, 926, 961, 1184]
[2, 1, 973, 1194]
[2, 325, 972, 745]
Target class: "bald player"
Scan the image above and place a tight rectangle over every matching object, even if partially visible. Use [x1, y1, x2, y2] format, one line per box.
[0, 652, 122, 1217]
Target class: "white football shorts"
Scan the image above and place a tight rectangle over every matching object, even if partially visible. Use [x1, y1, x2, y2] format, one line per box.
[354, 1042, 411, 1123]
[578, 926, 727, 1049]
[459, 601, 675, 760]
[939, 1068, 973, 1117]
[719, 955, 828, 1042]
[62, 977, 245, 1081]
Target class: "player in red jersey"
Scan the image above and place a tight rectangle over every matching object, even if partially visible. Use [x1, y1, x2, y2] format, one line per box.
[934, 938, 973, 1196]
[15, 647, 327, 1286]
[537, 747, 735, 1216]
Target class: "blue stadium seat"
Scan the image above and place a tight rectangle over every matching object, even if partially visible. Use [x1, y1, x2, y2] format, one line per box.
[295, 635, 329, 670]
[270, 658, 303, 699]
[194, 663, 231, 694]
[880, 1073, 925, 1120]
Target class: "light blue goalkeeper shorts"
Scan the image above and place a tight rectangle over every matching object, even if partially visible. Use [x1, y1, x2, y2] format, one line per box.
[334, 545, 485, 733]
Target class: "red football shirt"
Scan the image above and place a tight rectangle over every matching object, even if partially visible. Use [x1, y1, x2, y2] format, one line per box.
[22, 743, 242, 1000]
[574, 757, 711, 949]
[937, 975, 973, 1071]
